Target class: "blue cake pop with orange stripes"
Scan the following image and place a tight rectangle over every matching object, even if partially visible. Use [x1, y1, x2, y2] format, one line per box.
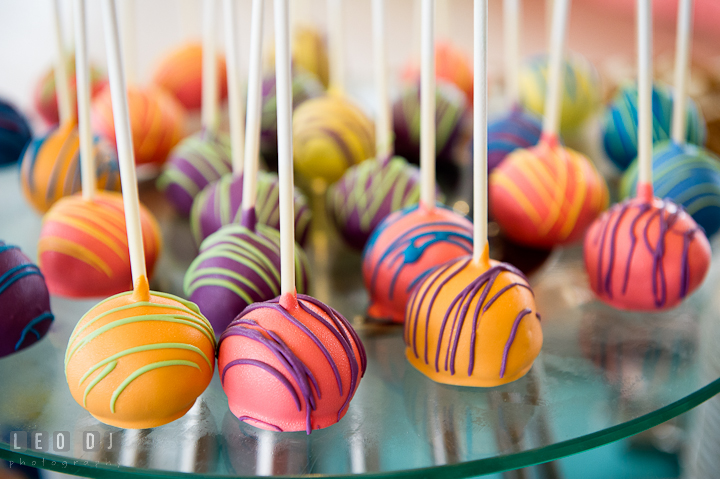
[0, 242, 54, 358]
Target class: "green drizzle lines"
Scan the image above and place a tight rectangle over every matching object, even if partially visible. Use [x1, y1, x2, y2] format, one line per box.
[110, 360, 200, 413]
[83, 361, 117, 407]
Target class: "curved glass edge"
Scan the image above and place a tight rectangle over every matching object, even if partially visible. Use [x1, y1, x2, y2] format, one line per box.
[1, 377, 718, 479]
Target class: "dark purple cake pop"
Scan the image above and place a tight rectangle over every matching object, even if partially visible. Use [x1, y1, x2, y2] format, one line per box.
[0, 242, 54, 357]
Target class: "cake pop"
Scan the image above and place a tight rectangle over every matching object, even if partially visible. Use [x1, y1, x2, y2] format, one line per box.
[293, 95, 375, 184]
[393, 80, 469, 166]
[363, 0, 474, 324]
[185, 223, 310, 335]
[157, 130, 232, 216]
[66, 0, 215, 429]
[33, 56, 107, 125]
[20, 121, 121, 213]
[401, 41, 474, 105]
[221, 0, 365, 433]
[190, 0, 312, 247]
[91, 85, 187, 166]
[584, 187, 710, 310]
[406, 253, 542, 386]
[0, 242, 54, 358]
[190, 170, 312, 246]
[218, 292, 365, 433]
[602, 82, 706, 171]
[518, 53, 600, 132]
[584, 0, 711, 311]
[489, 135, 609, 248]
[151, 42, 228, 111]
[0, 99, 32, 166]
[405, 0, 542, 388]
[187, 0, 310, 335]
[156, 0, 227, 214]
[65, 275, 216, 428]
[620, 141, 720, 237]
[328, 157, 422, 250]
[259, 70, 324, 169]
[363, 204, 473, 324]
[39, 191, 162, 298]
[326, 0, 422, 251]
[485, 0, 542, 172]
[489, 0, 608, 249]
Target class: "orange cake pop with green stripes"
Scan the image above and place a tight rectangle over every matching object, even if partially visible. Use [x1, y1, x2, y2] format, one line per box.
[65, 275, 215, 428]
[65, 0, 213, 429]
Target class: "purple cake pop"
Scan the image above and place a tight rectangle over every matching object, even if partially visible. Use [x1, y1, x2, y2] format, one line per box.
[0, 242, 54, 358]
[392, 80, 469, 166]
[487, 105, 542, 171]
[190, 170, 312, 247]
[183, 223, 310, 335]
[157, 129, 232, 217]
[326, 156, 422, 250]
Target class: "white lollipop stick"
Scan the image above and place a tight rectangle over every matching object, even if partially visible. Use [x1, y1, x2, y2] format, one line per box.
[119, 0, 137, 85]
[242, 0, 265, 214]
[201, 0, 220, 132]
[637, 0, 653, 188]
[73, 0, 95, 201]
[372, 0, 391, 158]
[327, 0, 345, 92]
[541, 0, 570, 137]
[274, 0, 295, 295]
[473, 0, 488, 262]
[51, 0, 72, 124]
[223, 0, 246, 174]
[671, 0, 694, 145]
[503, 0, 521, 107]
[420, 0, 436, 208]
[101, 0, 147, 284]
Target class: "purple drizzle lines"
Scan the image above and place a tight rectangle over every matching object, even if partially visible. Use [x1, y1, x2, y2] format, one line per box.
[406, 258, 537, 379]
[218, 294, 366, 434]
[590, 198, 701, 307]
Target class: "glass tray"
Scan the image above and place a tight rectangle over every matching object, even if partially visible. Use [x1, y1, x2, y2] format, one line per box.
[1, 165, 719, 478]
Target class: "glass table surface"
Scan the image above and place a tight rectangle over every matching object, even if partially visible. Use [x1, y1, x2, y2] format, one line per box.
[0, 165, 719, 478]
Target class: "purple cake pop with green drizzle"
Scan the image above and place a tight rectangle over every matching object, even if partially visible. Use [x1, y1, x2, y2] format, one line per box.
[326, 156, 422, 250]
[0, 242, 54, 357]
[392, 80, 469, 166]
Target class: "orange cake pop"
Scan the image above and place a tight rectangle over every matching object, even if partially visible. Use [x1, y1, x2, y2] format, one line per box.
[20, 121, 121, 213]
[91, 85, 186, 166]
[405, 250, 542, 386]
[65, 276, 216, 429]
[65, 0, 214, 429]
[152, 42, 228, 111]
[405, 0, 542, 388]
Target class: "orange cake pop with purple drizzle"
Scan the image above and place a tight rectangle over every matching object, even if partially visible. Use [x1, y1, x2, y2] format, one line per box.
[405, 0, 542, 387]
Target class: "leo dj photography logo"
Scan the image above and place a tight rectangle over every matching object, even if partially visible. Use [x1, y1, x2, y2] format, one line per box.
[9, 430, 115, 453]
